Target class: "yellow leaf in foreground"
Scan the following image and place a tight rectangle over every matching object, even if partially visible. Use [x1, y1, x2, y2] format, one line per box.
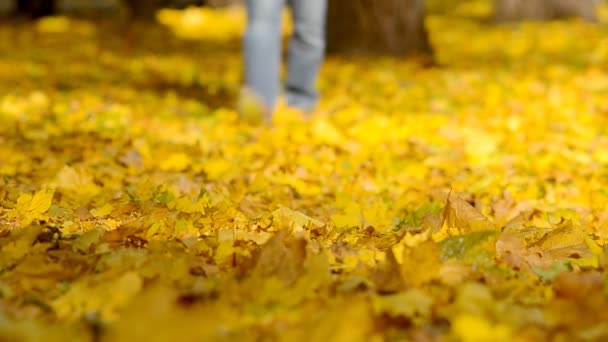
[400, 240, 442, 286]
[372, 289, 433, 323]
[284, 298, 373, 342]
[52, 272, 142, 320]
[10, 189, 54, 226]
[452, 314, 511, 342]
[0, 226, 43, 269]
[104, 285, 242, 342]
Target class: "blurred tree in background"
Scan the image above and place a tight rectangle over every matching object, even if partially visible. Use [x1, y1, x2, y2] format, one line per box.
[327, 0, 431, 56]
[11, 0, 236, 19]
[8, 0, 600, 54]
[326, 0, 597, 56]
[16, 0, 54, 18]
[494, 0, 597, 21]
[123, 0, 158, 20]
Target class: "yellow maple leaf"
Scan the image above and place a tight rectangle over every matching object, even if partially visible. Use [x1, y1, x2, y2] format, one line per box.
[9, 189, 54, 226]
[52, 272, 143, 320]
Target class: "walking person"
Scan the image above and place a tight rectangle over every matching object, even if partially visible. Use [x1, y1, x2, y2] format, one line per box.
[241, 0, 327, 123]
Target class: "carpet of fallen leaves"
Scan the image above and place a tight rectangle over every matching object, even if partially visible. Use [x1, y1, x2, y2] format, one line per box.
[2, 2, 608, 341]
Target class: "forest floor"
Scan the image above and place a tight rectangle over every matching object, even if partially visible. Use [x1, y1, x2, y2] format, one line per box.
[2, 3, 608, 341]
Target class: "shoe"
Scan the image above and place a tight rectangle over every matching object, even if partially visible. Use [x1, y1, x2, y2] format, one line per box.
[237, 88, 272, 125]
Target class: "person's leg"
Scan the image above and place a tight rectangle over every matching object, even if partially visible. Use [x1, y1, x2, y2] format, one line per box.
[243, 0, 286, 111]
[285, 0, 327, 111]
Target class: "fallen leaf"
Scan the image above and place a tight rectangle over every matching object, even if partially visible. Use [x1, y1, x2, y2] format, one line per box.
[8, 189, 54, 227]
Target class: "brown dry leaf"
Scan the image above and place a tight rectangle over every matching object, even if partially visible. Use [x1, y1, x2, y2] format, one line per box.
[553, 271, 604, 300]
[530, 221, 586, 251]
[528, 221, 595, 265]
[249, 230, 307, 286]
[495, 232, 548, 271]
[421, 211, 442, 233]
[439, 260, 472, 286]
[442, 192, 494, 234]
[544, 272, 608, 335]
[491, 194, 531, 229]
[372, 248, 406, 293]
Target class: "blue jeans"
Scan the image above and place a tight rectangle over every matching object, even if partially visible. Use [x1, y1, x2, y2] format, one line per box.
[244, 0, 327, 112]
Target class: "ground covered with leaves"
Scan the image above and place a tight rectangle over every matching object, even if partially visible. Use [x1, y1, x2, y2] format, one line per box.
[2, 3, 608, 341]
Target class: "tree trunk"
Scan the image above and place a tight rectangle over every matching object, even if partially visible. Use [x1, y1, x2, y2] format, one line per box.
[326, 0, 431, 56]
[16, 0, 55, 18]
[202, 0, 241, 7]
[124, 0, 158, 20]
[495, 0, 597, 22]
